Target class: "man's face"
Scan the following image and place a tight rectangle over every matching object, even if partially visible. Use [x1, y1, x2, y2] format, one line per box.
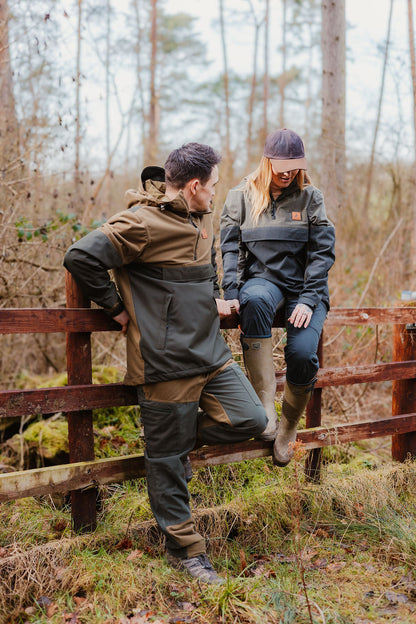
[187, 165, 219, 213]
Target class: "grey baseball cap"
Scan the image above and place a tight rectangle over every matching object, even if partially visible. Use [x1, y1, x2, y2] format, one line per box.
[263, 128, 307, 172]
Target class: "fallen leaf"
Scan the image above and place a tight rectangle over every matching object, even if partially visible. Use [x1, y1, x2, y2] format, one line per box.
[326, 561, 346, 572]
[54, 566, 68, 581]
[276, 552, 296, 563]
[384, 590, 409, 605]
[112, 436, 127, 447]
[176, 601, 195, 611]
[115, 537, 133, 550]
[46, 603, 59, 618]
[307, 557, 328, 570]
[73, 596, 87, 606]
[127, 549, 144, 561]
[253, 563, 276, 578]
[37, 596, 52, 609]
[63, 613, 82, 623]
[301, 549, 319, 561]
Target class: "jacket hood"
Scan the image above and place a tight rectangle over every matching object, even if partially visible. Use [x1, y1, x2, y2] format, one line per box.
[124, 168, 190, 217]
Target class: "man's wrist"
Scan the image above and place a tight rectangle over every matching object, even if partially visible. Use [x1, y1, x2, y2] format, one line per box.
[106, 300, 125, 317]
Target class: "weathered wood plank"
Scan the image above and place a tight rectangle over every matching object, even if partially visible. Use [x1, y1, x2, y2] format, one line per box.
[392, 311, 416, 461]
[0, 384, 139, 417]
[2, 412, 416, 502]
[0, 454, 146, 501]
[65, 271, 96, 532]
[222, 307, 416, 328]
[325, 307, 416, 326]
[0, 308, 120, 334]
[305, 334, 324, 480]
[2, 360, 416, 419]
[2, 307, 416, 335]
[312, 360, 416, 389]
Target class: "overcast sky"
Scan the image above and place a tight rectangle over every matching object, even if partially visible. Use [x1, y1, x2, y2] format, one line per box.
[161, 0, 412, 161]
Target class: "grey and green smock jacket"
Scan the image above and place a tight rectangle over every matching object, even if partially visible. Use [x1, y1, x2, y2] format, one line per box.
[220, 179, 335, 310]
[64, 176, 231, 385]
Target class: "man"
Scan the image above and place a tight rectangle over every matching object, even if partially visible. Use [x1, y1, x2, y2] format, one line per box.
[64, 143, 268, 584]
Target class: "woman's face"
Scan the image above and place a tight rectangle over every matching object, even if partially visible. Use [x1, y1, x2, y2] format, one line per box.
[270, 162, 299, 189]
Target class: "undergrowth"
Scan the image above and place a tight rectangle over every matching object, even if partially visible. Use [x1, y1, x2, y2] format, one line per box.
[1, 458, 416, 623]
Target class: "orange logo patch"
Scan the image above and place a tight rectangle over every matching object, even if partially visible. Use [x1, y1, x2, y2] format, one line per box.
[292, 212, 301, 221]
[201, 228, 208, 239]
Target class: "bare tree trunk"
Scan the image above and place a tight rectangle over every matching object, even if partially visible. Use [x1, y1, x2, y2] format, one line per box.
[219, 0, 231, 172]
[362, 0, 394, 219]
[246, 0, 261, 167]
[304, 13, 314, 146]
[0, 0, 19, 190]
[408, 0, 416, 281]
[130, 0, 146, 177]
[104, 0, 111, 211]
[145, 0, 159, 166]
[263, 0, 270, 141]
[320, 0, 346, 222]
[74, 0, 83, 211]
[279, 0, 287, 127]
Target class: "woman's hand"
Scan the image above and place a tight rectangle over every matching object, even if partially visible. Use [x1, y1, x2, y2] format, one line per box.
[288, 303, 313, 328]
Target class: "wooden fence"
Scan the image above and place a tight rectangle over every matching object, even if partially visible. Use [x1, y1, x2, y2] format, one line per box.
[1, 273, 416, 532]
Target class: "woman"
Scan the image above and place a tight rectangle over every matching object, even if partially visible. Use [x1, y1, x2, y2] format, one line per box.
[220, 128, 335, 466]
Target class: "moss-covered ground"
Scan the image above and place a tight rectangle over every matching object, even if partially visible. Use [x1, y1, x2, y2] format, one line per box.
[2, 449, 416, 623]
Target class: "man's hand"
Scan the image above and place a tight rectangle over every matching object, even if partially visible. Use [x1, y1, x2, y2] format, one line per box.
[113, 309, 130, 335]
[215, 298, 240, 320]
[288, 303, 313, 328]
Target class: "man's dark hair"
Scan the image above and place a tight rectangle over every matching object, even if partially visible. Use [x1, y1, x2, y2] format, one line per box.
[165, 143, 221, 188]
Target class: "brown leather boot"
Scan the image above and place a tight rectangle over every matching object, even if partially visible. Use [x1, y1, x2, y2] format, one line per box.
[241, 336, 277, 441]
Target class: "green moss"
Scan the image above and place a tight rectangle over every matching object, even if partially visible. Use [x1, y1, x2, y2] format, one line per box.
[7, 418, 69, 465]
[15, 365, 123, 389]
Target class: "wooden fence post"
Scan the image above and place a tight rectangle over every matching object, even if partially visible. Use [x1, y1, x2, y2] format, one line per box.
[304, 334, 323, 481]
[392, 301, 416, 461]
[65, 271, 97, 532]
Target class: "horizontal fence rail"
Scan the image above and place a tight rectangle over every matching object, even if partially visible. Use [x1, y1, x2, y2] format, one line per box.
[2, 412, 416, 503]
[2, 360, 416, 418]
[2, 306, 416, 335]
[1, 291, 416, 530]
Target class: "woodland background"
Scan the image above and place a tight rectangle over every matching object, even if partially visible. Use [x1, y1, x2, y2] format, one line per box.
[3, 3, 416, 621]
[1, 0, 416, 425]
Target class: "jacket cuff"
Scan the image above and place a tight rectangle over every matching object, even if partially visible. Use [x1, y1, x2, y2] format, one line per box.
[297, 295, 317, 310]
[105, 300, 125, 317]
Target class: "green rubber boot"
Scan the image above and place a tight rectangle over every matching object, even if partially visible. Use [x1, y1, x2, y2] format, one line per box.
[272, 380, 315, 466]
[241, 336, 277, 442]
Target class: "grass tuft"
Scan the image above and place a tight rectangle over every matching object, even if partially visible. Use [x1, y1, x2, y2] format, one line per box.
[2, 460, 416, 622]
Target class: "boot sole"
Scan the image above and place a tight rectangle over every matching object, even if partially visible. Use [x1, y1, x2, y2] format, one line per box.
[272, 454, 290, 467]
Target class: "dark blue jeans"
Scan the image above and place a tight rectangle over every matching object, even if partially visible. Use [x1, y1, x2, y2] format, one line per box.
[239, 277, 327, 385]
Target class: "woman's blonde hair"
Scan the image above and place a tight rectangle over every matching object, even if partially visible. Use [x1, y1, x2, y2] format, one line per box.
[244, 157, 311, 224]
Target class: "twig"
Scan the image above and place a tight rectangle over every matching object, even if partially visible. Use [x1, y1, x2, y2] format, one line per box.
[357, 217, 403, 307]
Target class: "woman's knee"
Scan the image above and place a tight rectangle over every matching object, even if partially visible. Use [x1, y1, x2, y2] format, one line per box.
[285, 350, 319, 385]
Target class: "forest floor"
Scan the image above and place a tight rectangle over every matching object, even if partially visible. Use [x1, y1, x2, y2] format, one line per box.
[2, 442, 416, 624]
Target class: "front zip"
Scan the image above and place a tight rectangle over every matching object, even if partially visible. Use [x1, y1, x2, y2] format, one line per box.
[188, 215, 200, 260]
